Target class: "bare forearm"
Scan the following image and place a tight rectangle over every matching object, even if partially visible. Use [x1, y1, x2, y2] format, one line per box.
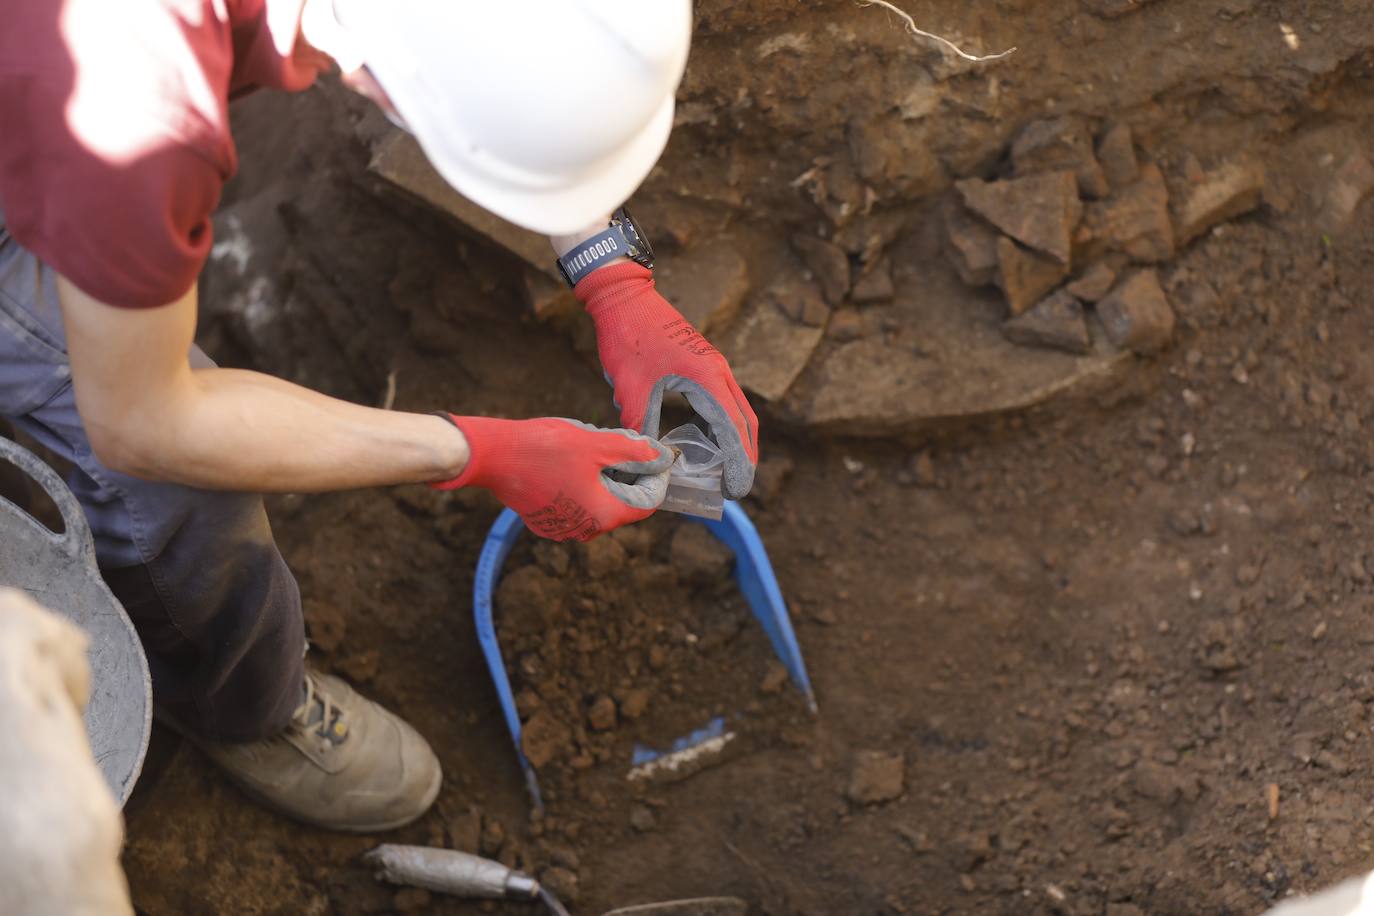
[55, 275, 467, 492]
[117, 367, 468, 491]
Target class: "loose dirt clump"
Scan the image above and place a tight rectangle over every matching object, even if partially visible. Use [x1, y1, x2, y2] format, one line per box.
[495, 514, 808, 835]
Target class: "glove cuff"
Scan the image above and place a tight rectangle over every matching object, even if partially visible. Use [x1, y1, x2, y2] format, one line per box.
[431, 413, 507, 491]
[574, 260, 655, 321]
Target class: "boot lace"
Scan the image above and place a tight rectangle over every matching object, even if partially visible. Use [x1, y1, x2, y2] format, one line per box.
[290, 673, 349, 748]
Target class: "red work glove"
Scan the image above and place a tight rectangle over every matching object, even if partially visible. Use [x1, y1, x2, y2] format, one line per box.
[434, 415, 672, 542]
[576, 262, 759, 499]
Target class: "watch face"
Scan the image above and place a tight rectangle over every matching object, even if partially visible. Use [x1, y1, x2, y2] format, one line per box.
[615, 207, 655, 268]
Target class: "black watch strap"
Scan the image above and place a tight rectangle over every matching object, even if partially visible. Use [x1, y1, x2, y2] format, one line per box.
[557, 226, 633, 288]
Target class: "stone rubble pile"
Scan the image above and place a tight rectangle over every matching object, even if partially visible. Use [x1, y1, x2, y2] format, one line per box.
[944, 116, 1265, 359]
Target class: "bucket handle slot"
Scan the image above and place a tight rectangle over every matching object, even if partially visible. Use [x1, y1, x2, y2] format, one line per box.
[0, 436, 96, 566]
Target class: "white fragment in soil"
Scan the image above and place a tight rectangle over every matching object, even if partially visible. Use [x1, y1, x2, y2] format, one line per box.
[210, 214, 251, 274]
[627, 731, 737, 783]
[1046, 884, 1067, 903]
[1312, 621, 1328, 641]
[1180, 432, 1197, 456]
[1189, 583, 1203, 602]
[843, 456, 865, 474]
[1280, 23, 1300, 51]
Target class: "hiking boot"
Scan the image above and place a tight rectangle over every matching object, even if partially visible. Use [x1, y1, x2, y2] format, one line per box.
[168, 671, 442, 832]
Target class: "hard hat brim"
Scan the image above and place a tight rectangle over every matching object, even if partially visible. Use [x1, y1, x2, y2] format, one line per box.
[396, 89, 676, 238]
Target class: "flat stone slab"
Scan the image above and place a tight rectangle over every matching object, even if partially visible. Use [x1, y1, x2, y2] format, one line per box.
[718, 298, 825, 403]
[785, 254, 1130, 435]
[369, 132, 558, 280]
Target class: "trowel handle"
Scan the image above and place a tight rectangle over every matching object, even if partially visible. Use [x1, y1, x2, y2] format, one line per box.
[0, 437, 96, 566]
[364, 845, 539, 900]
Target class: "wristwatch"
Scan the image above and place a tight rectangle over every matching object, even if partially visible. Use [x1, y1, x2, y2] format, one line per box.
[555, 207, 655, 288]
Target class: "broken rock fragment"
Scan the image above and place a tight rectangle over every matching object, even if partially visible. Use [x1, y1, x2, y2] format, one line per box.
[1082, 0, 1162, 17]
[766, 276, 830, 328]
[958, 170, 1082, 265]
[1096, 123, 1140, 191]
[942, 193, 1000, 287]
[1078, 162, 1175, 263]
[847, 750, 905, 805]
[718, 296, 825, 402]
[1098, 269, 1175, 354]
[1322, 154, 1374, 229]
[1066, 260, 1119, 302]
[1011, 116, 1110, 199]
[998, 236, 1070, 316]
[1174, 155, 1266, 246]
[1003, 289, 1091, 355]
[791, 234, 851, 306]
[851, 258, 895, 303]
[654, 240, 750, 335]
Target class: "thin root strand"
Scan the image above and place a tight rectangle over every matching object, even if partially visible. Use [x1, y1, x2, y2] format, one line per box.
[857, 0, 1017, 62]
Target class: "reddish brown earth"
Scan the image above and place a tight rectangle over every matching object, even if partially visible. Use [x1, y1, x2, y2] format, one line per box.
[114, 2, 1374, 914]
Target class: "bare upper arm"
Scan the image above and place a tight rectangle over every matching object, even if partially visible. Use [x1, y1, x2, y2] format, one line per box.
[55, 275, 198, 471]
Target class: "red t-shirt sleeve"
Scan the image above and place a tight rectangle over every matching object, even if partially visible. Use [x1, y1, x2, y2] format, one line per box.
[8, 140, 222, 310]
[0, 0, 322, 310]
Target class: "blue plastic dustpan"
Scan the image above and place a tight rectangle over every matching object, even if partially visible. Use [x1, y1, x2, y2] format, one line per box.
[473, 502, 816, 811]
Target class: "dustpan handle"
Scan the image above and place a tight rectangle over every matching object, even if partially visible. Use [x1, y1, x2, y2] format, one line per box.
[0, 436, 96, 566]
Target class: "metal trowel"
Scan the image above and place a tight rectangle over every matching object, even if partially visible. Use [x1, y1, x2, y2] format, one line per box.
[366, 845, 748, 916]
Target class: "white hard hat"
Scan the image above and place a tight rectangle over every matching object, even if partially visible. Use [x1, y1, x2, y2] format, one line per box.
[327, 0, 693, 236]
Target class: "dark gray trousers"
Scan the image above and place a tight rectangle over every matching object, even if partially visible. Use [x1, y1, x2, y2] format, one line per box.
[0, 207, 303, 742]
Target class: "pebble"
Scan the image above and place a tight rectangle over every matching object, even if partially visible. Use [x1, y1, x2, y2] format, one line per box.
[540, 867, 581, 903]
[629, 805, 658, 832]
[760, 661, 790, 695]
[846, 750, 906, 805]
[479, 817, 505, 857]
[587, 695, 617, 731]
[618, 687, 651, 720]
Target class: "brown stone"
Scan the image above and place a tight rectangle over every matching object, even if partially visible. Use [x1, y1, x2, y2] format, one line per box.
[587, 695, 617, 732]
[539, 867, 580, 903]
[958, 170, 1082, 265]
[760, 661, 790, 695]
[1097, 123, 1140, 190]
[1174, 155, 1266, 245]
[1066, 260, 1119, 302]
[617, 688, 650, 720]
[521, 271, 580, 323]
[1003, 289, 1091, 355]
[847, 750, 905, 804]
[1011, 116, 1110, 199]
[791, 234, 852, 306]
[1098, 270, 1175, 354]
[1083, 0, 1161, 16]
[1321, 153, 1374, 229]
[654, 240, 750, 335]
[826, 307, 869, 342]
[851, 258, 895, 303]
[1078, 162, 1175, 263]
[765, 277, 830, 328]
[942, 193, 1001, 287]
[520, 711, 572, 769]
[998, 237, 1070, 316]
[718, 297, 825, 402]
